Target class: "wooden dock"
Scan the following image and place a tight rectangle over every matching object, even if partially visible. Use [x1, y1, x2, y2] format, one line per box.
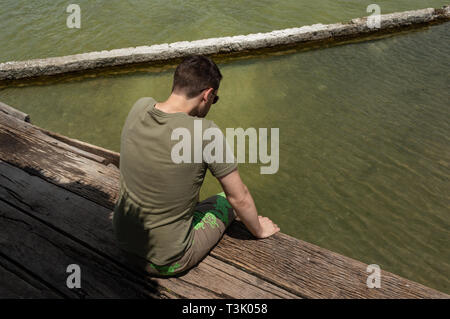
[0, 101, 448, 299]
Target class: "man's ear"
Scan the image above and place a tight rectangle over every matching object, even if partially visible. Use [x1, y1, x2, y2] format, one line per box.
[203, 88, 213, 102]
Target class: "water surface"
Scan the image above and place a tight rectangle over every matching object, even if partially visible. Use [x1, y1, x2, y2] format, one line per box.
[0, 0, 448, 62]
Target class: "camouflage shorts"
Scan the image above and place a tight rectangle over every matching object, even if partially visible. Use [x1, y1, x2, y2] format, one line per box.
[122, 192, 236, 277]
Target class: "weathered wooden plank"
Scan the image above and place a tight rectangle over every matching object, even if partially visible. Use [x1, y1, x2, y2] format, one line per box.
[0, 112, 119, 209]
[1, 114, 108, 165]
[0, 254, 62, 298]
[211, 222, 449, 299]
[0, 199, 161, 299]
[0, 159, 118, 258]
[0, 101, 30, 122]
[0, 160, 300, 299]
[0, 108, 109, 167]
[35, 126, 120, 168]
[177, 257, 298, 299]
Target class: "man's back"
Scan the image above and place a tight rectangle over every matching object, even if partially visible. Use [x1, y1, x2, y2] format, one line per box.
[113, 55, 279, 276]
[114, 97, 237, 266]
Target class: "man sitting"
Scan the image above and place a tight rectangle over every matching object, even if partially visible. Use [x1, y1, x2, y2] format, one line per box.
[113, 55, 279, 276]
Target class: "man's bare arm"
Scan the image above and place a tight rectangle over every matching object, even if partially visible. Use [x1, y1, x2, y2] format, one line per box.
[217, 169, 280, 238]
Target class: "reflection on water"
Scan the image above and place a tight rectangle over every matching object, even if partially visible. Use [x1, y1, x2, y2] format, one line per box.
[1, 9, 449, 294]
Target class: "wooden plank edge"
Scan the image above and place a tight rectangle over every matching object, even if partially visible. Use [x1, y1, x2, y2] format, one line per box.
[35, 127, 120, 168]
[0, 101, 30, 123]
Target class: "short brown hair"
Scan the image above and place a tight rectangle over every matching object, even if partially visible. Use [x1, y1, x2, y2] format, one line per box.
[172, 55, 222, 98]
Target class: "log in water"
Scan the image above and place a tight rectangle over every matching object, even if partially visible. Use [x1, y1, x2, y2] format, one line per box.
[0, 6, 449, 81]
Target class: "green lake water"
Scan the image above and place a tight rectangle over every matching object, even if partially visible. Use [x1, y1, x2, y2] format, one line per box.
[0, 1, 449, 293]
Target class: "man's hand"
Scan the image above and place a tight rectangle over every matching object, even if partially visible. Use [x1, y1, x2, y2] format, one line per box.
[234, 214, 280, 238]
[255, 215, 280, 239]
[218, 169, 280, 239]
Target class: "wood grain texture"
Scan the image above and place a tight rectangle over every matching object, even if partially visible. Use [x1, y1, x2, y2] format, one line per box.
[175, 256, 299, 299]
[0, 102, 30, 122]
[0, 112, 120, 209]
[0, 199, 162, 299]
[0, 102, 119, 168]
[0, 255, 61, 298]
[35, 126, 120, 168]
[212, 222, 449, 299]
[0, 160, 299, 299]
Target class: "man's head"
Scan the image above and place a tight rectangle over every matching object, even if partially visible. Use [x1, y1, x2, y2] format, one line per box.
[171, 55, 222, 117]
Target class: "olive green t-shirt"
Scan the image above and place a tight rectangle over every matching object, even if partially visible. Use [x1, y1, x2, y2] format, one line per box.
[113, 97, 237, 266]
